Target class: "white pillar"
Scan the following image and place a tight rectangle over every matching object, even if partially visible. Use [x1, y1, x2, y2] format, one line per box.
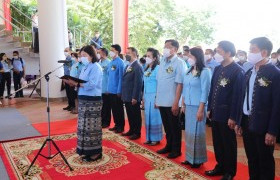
[0, 0, 5, 24]
[37, 0, 69, 98]
[113, 0, 128, 54]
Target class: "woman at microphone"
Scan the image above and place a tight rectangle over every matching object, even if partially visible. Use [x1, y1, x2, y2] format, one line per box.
[67, 45, 103, 162]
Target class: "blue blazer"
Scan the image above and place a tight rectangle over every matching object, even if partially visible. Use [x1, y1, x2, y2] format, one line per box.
[239, 64, 280, 136]
[208, 62, 244, 123]
[121, 61, 144, 102]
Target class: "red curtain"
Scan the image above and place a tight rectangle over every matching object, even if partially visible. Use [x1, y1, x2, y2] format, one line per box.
[3, 0, 12, 30]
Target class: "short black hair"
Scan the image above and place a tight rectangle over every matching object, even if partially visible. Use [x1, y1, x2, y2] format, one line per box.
[13, 51, 19, 55]
[250, 37, 273, 57]
[187, 47, 205, 77]
[82, 45, 98, 63]
[276, 48, 280, 54]
[127, 47, 139, 57]
[165, 39, 179, 50]
[146, 48, 160, 71]
[205, 49, 215, 56]
[0, 53, 5, 60]
[100, 48, 108, 56]
[71, 52, 78, 59]
[183, 45, 190, 52]
[218, 41, 236, 57]
[111, 44, 122, 54]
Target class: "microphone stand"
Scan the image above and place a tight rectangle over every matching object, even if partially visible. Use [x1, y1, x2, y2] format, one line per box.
[25, 65, 73, 175]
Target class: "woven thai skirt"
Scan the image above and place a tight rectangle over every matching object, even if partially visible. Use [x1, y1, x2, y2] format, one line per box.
[76, 95, 102, 156]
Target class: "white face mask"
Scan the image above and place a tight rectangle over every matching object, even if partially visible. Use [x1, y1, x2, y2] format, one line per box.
[13, 56, 19, 59]
[145, 57, 153, 65]
[214, 53, 224, 63]
[80, 57, 89, 65]
[271, 58, 277, 65]
[238, 55, 246, 61]
[64, 52, 69, 57]
[97, 53, 101, 60]
[163, 48, 171, 58]
[204, 54, 211, 61]
[188, 58, 196, 66]
[247, 52, 263, 65]
[183, 55, 189, 61]
[109, 51, 116, 58]
[234, 57, 240, 62]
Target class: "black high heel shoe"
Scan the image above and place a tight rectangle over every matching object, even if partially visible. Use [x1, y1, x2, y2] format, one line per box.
[181, 161, 191, 166]
[83, 153, 102, 162]
[191, 163, 203, 168]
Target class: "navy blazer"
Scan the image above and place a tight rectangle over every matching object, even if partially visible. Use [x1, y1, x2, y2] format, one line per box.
[121, 61, 144, 102]
[239, 63, 280, 136]
[208, 62, 244, 123]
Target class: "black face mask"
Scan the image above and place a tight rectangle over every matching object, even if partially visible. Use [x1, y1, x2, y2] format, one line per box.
[125, 55, 131, 61]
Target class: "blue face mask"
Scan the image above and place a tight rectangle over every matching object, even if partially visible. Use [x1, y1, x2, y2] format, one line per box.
[80, 57, 89, 65]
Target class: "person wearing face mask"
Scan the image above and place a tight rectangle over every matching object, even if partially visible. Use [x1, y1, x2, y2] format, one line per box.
[90, 31, 103, 49]
[234, 37, 280, 180]
[181, 47, 211, 168]
[66, 45, 103, 162]
[11, 51, 25, 98]
[182, 46, 191, 68]
[98, 48, 111, 128]
[107, 44, 125, 133]
[68, 51, 85, 114]
[205, 49, 220, 74]
[120, 47, 143, 140]
[62, 47, 75, 111]
[205, 41, 244, 180]
[0, 53, 12, 99]
[275, 48, 280, 69]
[142, 48, 162, 145]
[155, 39, 187, 159]
[270, 52, 278, 65]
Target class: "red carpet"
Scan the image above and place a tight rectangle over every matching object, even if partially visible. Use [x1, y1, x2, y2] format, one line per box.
[30, 118, 280, 180]
[0, 131, 206, 180]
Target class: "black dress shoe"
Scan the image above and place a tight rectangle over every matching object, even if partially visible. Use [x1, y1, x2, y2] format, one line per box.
[129, 134, 140, 140]
[167, 152, 181, 159]
[115, 129, 124, 133]
[109, 127, 117, 131]
[122, 131, 133, 136]
[148, 141, 160, 146]
[67, 107, 74, 111]
[63, 106, 71, 110]
[144, 141, 151, 144]
[205, 167, 224, 176]
[181, 161, 191, 166]
[102, 124, 110, 128]
[191, 163, 203, 168]
[156, 147, 171, 154]
[220, 174, 234, 180]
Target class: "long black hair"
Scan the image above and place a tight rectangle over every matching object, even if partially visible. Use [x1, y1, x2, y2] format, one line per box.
[0, 53, 6, 61]
[82, 45, 98, 63]
[187, 47, 205, 76]
[144, 48, 160, 71]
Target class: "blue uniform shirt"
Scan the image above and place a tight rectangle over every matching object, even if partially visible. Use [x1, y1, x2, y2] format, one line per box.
[182, 68, 211, 106]
[63, 56, 74, 75]
[107, 56, 125, 94]
[12, 58, 25, 72]
[144, 65, 159, 94]
[205, 58, 220, 74]
[1, 60, 12, 72]
[70, 61, 85, 78]
[78, 62, 103, 97]
[99, 58, 111, 93]
[156, 55, 187, 107]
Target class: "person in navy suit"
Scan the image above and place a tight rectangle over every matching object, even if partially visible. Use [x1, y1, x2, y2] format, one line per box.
[205, 41, 244, 180]
[235, 37, 280, 180]
[121, 47, 144, 140]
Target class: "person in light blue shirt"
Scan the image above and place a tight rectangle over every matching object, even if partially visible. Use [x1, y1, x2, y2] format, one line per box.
[143, 48, 162, 145]
[181, 47, 211, 168]
[66, 45, 103, 162]
[204, 49, 220, 74]
[0, 53, 12, 99]
[107, 44, 125, 133]
[242, 61, 254, 73]
[155, 39, 187, 159]
[11, 51, 25, 98]
[98, 48, 112, 128]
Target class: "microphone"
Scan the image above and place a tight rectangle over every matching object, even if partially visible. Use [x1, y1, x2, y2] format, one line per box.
[58, 60, 72, 63]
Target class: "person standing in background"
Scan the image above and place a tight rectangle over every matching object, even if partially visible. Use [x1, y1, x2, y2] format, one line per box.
[205, 49, 220, 74]
[11, 51, 25, 98]
[0, 53, 12, 99]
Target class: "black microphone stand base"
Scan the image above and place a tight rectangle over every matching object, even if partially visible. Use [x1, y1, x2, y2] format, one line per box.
[24, 138, 73, 175]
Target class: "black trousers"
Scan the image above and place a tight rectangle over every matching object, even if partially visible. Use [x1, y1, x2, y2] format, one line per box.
[65, 84, 75, 107]
[211, 121, 237, 176]
[159, 107, 181, 153]
[241, 115, 275, 180]
[109, 94, 124, 130]
[101, 93, 111, 126]
[13, 71, 23, 97]
[0, 72, 11, 96]
[125, 102, 142, 135]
